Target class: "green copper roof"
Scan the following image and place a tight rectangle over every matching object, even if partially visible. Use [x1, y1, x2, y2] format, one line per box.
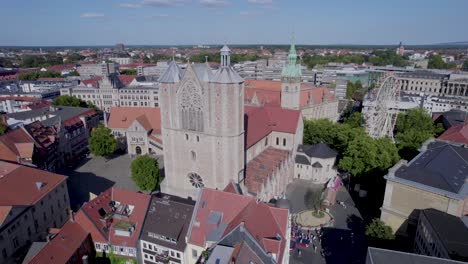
[282, 42, 301, 78]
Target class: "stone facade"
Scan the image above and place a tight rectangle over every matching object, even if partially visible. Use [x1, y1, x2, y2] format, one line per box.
[160, 52, 245, 198]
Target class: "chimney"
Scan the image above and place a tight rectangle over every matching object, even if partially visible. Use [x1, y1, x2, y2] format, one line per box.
[69, 210, 75, 222]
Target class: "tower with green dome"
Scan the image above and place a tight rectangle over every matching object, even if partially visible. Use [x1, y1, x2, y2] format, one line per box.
[281, 39, 302, 110]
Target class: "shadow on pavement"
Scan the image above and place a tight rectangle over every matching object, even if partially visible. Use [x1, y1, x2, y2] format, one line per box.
[320, 214, 368, 264]
[65, 171, 115, 211]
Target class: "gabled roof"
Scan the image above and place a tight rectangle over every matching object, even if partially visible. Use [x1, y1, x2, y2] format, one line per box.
[117, 75, 138, 86]
[295, 154, 310, 165]
[245, 147, 290, 195]
[159, 60, 182, 83]
[80, 76, 102, 88]
[211, 67, 244, 84]
[75, 187, 150, 247]
[188, 189, 288, 263]
[0, 128, 34, 162]
[108, 107, 161, 134]
[0, 161, 66, 206]
[27, 221, 90, 264]
[244, 80, 335, 107]
[244, 105, 301, 148]
[394, 141, 468, 195]
[438, 123, 468, 145]
[297, 143, 338, 159]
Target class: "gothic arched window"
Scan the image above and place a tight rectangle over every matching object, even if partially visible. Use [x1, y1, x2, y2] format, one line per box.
[188, 173, 204, 188]
[180, 82, 204, 132]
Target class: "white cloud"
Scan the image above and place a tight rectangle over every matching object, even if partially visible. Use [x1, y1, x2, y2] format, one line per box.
[200, 0, 229, 8]
[142, 0, 189, 7]
[240, 10, 263, 16]
[148, 14, 171, 19]
[80, 13, 106, 19]
[119, 3, 142, 8]
[247, 0, 272, 5]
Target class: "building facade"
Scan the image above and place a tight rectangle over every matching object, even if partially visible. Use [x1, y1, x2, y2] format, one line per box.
[77, 62, 118, 77]
[294, 143, 338, 184]
[380, 140, 468, 236]
[0, 162, 70, 264]
[159, 46, 245, 198]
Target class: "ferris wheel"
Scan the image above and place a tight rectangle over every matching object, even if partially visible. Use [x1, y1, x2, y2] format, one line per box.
[363, 74, 400, 139]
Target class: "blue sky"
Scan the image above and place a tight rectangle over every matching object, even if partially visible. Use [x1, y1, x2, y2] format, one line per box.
[1, 0, 467, 46]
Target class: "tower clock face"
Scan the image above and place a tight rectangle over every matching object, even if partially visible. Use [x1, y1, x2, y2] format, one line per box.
[188, 173, 204, 188]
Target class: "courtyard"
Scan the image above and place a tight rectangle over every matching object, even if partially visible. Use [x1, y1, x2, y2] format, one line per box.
[287, 179, 367, 264]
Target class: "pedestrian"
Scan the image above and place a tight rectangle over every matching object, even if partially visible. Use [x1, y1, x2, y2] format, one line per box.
[298, 249, 302, 257]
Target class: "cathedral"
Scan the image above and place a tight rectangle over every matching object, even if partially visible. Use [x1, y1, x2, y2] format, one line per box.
[159, 44, 306, 199]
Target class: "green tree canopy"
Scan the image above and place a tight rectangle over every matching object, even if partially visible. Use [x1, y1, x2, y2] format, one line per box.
[21, 55, 63, 68]
[427, 55, 456, 69]
[343, 112, 363, 128]
[120, 69, 137, 75]
[68, 70, 80, 76]
[131, 155, 161, 191]
[66, 53, 85, 63]
[88, 125, 117, 157]
[52, 95, 96, 109]
[365, 218, 395, 241]
[395, 108, 443, 159]
[0, 122, 7, 135]
[18, 71, 61, 81]
[368, 50, 407, 67]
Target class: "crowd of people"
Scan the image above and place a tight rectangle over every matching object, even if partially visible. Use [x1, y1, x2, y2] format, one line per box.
[290, 224, 323, 255]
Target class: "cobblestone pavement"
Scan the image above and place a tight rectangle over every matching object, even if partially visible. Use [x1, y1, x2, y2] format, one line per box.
[287, 179, 367, 264]
[59, 153, 164, 210]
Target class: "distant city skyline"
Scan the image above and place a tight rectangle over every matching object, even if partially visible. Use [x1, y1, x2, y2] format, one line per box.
[1, 0, 467, 46]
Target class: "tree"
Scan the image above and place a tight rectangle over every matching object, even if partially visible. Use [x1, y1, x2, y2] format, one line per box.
[304, 188, 323, 213]
[68, 70, 80, 76]
[131, 155, 161, 191]
[339, 135, 378, 177]
[346, 81, 356, 99]
[365, 218, 395, 241]
[88, 125, 117, 157]
[18, 71, 61, 81]
[0, 122, 7, 135]
[52, 95, 96, 109]
[395, 108, 440, 159]
[343, 112, 363, 128]
[462, 60, 468, 71]
[428, 55, 448, 69]
[120, 69, 137, 75]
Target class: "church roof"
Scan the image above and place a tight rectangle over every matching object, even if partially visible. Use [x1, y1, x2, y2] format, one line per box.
[192, 63, 213, 82]
[298, 143, 338, 159]
[107, 107, 161, 134]
[159, 60, 182, 83]
[281, 42, 301, 78]
[244, 105, 301, 148]
[211, 67, 244, 84]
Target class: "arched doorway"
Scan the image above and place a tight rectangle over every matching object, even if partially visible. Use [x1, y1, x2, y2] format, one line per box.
[135, 146, 142, 155]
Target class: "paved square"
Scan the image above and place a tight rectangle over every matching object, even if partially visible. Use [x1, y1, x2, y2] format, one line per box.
[59, 154, 149, 210]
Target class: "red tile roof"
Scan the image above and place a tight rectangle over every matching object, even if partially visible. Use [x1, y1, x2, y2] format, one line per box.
[37, 78, 65, 82]
[108, 107, 161, 133]
[244, 147, 290, 195]
[75, 187, 150, 247]
[117, 75, 138, 86]
[0, 161, 66, 206]
[0, 128, 34, 162]
[27, 221, 90, 264]
[244, 80, 335, 107]
[438, 123, 468, 144]
[80, 77, 102, 88]
[244, 105, 300, 148]
[188, 188, 288, 263]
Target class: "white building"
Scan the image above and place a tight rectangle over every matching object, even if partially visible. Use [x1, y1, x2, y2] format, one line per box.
[294, 143, 338, 184]
[77, 62, 118, 77]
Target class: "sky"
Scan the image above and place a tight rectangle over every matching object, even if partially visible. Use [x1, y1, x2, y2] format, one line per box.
[0, 0, 467, 46]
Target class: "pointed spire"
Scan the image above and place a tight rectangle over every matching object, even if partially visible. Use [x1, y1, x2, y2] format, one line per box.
[281, 32, 301, 78]
[220, 45, 231, 67]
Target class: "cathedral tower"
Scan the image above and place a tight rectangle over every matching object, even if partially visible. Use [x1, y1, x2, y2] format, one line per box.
[281, 40, 302, 110]
[159, 46, 245, 198]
